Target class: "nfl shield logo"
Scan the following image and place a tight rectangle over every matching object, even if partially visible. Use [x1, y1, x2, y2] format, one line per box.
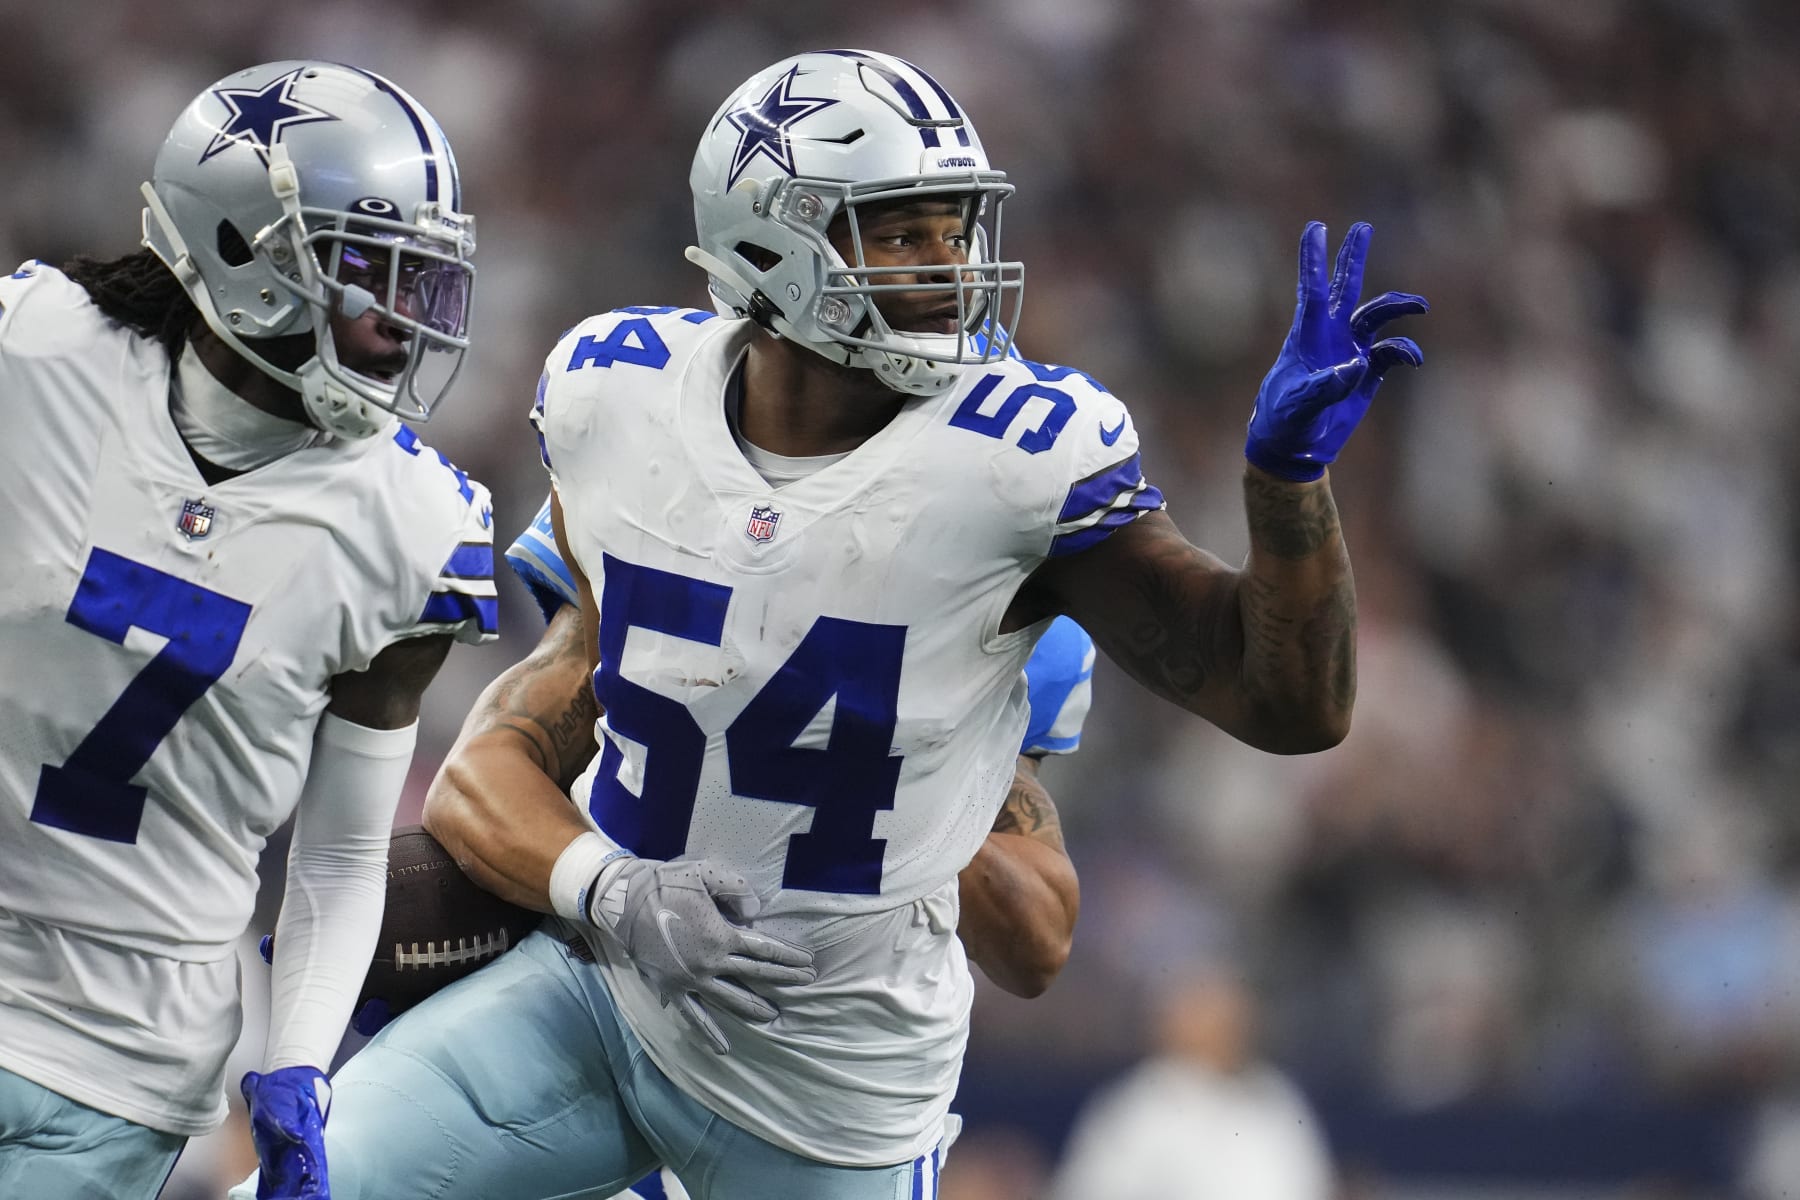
[177, 498, 215, 540]
[745, 504, 781, 543]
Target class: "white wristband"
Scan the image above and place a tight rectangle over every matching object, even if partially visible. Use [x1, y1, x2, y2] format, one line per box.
[548, 831, 616, 923]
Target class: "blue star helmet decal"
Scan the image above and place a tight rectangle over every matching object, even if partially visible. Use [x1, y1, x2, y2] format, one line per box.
[724, 65, 838, 188]
[200, 68, 338, 165]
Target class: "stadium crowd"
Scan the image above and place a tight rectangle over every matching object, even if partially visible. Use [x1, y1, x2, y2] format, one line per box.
[4, 0, 1795, 1195]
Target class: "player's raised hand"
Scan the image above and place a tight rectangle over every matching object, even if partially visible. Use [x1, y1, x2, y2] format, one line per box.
[1244, 221, 1428, 481]
[241, 1065, 333, 1199]
[586, 855, 817, 1054]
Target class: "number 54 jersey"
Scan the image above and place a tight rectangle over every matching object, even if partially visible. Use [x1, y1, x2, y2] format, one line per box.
[534, 306, 1162, 1166]
[0, 265, 495, 1133]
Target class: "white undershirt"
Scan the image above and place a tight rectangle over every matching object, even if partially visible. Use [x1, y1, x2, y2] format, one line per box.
[170, 344, 325, 470]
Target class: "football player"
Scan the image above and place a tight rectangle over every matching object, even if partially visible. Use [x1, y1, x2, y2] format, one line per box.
[501, 494, 1088, 1002]
[0, 62, 493, 1200]
[488, 503, 1092, 1200]
[241, 48, 1427, 1199]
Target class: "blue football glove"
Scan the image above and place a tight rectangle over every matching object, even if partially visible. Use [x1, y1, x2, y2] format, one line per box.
[241, 1065, 332, 1200]
[1244, 221, 1427, 482]
[257, 934, 392, 1036]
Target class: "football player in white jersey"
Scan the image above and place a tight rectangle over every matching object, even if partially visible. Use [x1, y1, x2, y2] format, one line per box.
[0, 62, 494, 1200]
[236, 48, 1426, 1200]
[498, 497, 1090, 1200]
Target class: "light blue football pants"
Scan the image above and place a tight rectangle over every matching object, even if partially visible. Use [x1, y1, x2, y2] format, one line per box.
[0, 1065, 184, 1200]
[232, 926, 944, 1200]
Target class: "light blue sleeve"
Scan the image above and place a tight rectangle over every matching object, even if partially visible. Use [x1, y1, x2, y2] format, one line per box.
[1021, 616, 1095, 756]
[504, 495, 579, 623]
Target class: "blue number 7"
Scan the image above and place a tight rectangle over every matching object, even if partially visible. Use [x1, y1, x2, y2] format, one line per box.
[31, 548, 252, 844]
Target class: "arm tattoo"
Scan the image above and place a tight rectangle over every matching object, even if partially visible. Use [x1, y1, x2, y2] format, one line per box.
[1102, 520, 1243, 708]
[1243, 469, 1341, 561]
[991, 770, 1066, 852]
[471, 611, 599, 791]
[1240, 470, 1357, 724]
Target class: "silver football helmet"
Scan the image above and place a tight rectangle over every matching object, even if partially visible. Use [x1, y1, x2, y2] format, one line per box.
[687, 50, 1023, 397]
[141, 61, 475, 439]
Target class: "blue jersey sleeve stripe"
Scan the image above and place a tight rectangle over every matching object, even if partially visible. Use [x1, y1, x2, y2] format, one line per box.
[420, 591, 499, 634]
[439, 542, 494, 580]
[1048, 503, 1160, 557]
[1058, 452, 1154, 524]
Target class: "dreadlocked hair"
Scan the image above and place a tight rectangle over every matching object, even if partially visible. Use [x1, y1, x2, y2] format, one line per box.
[63, 248, 198, 361]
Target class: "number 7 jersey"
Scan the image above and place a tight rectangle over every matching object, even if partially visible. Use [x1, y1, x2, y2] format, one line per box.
[0, 264, 497, 959]
[534, 305, 1161, 1164]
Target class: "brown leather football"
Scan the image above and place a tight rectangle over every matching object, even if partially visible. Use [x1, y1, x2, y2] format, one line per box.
[359, 825, 542, 1014]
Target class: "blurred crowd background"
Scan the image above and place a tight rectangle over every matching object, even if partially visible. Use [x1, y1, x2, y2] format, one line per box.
[5, 0, 1798, 1196]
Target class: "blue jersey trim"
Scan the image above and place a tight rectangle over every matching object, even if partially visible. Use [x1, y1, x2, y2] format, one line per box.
[439, 542, 494, 580]
[420, 591, 498, 634]
[1058, 452, 1151, 523]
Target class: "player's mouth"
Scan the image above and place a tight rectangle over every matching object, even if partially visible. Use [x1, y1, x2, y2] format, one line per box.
[351, 362, 404, 384]
[897, 306, 963, 335]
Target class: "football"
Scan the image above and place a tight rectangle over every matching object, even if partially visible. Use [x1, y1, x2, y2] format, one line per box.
[359, 825, 543, 1015]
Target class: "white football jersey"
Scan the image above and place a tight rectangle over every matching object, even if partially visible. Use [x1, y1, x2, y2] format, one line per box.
[535, 306, 1161, 1165]
[0, 263, 496, 1133]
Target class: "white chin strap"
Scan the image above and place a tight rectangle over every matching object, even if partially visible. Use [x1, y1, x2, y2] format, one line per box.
[684, 245, 958, 398]
[297, 354, 394, 441]
[854, 334, 959, 397]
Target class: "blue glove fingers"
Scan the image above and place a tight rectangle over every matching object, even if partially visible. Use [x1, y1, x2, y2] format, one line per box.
[1328, 222, 1372, 319]
[1290, 356, 1369, 420]
[1290, 221, 1329, 337]
[259, 934, 274, 965]
[350, 997, 391, 1037]
[1350, 291, 1430, 343]
[1368, 336, 1423, 379]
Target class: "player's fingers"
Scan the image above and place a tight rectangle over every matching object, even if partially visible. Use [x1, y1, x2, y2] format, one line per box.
[698, 862, 763, 923]
[1288, 356, 1368, 419]
[699, 977, 781, 1024]
[1368, 336, 1424, 379]
[729, 929, 815, 971]
[1290, 221, 1328, 335]
[677, 993, 733, 1054]
[258, 934, 274, 965]
[1329, 222, 1372, 318]
[1350, 291, 1429, 343]
[724, 951, 818, 988]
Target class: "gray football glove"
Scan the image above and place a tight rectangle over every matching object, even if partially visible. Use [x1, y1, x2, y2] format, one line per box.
[586, 855, 815, 1054]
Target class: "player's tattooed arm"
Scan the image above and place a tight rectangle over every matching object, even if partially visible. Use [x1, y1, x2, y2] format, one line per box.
[424, 604, 601, 913]
[957, 755, 1079, 999]
[476, 604, 600, 793]
[1021, 480, 1355, 754]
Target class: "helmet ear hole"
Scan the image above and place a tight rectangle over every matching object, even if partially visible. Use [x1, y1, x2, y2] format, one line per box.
[216, 221, 254, 267]
[733, 241, 782, 272]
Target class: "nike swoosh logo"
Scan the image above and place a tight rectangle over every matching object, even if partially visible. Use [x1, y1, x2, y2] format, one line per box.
[1099, 415, 1127, 446]
[655, 909, 685, 961]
